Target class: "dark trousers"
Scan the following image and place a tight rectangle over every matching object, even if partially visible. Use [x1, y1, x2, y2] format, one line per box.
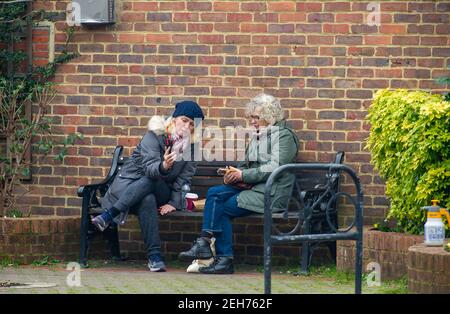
[113, 177, 171, 259]
[202, 185, 254, 257]
[113, 176, 170, 212]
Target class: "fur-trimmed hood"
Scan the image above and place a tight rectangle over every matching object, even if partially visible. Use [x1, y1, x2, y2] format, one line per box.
[147, 115, 201, 143]
[147, 115, 172, 136]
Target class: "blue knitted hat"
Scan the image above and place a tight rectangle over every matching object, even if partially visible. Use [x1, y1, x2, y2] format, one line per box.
[172, 100, 205, 121]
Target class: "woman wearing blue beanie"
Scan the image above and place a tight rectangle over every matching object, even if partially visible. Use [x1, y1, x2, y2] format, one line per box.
[91, 100, 204, 272]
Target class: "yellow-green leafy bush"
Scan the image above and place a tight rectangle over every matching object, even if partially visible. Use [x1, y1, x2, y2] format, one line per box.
[366, 89, 450, 235]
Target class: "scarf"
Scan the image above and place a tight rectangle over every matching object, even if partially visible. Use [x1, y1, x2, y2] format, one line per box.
[165, 128, 191, 159]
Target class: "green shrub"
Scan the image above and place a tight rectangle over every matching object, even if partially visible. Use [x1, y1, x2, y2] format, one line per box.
[366, 89, 450, 236]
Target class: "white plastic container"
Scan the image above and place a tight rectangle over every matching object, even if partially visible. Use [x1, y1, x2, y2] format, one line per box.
[421, 200, 449, 246]
[424, 217, 445, 246]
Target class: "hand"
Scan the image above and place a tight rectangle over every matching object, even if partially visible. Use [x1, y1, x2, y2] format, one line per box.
[224, 169, 243, 185]
[159, 204, 176, 215]
[162, 146, 177, 170]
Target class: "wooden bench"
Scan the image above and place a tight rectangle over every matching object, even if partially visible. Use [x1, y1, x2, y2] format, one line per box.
[77, 145, 344, 271]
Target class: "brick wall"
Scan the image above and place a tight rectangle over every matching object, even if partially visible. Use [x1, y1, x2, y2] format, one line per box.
[0, 216, 100, 264]
[19, 1, 450, 226]
[337, 227, 423, 280]
[120, 212, 333, 265]
[408, 244, 450, 294]
[337, 229, 449, 293]
[0, 214, 332, 266]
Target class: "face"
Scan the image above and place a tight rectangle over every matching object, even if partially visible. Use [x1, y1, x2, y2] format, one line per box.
[249, 106, 269, 129]
[172, 116, 195, 137]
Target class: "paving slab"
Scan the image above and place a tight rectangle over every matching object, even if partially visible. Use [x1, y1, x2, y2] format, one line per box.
[0, 260, 406, 294]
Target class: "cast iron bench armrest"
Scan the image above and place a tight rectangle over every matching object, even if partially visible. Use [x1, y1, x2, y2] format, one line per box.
[300, 187, 327, 207]
[77, 145, 124, 197]
[77, 182, 105, 197]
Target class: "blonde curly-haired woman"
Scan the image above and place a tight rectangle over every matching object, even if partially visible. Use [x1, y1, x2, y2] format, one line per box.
[179, 94, 299, 274]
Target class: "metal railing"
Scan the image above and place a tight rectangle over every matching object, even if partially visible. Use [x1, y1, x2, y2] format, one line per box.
[263, 163, 364, 294]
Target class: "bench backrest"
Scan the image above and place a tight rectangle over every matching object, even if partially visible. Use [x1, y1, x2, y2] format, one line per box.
[190, 160, 239, 198]
[293, 151, 344, 190]
[105, 146, 344, 203]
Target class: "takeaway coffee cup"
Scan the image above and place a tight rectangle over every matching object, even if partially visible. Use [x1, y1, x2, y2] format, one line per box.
[185, 193, 198, 211]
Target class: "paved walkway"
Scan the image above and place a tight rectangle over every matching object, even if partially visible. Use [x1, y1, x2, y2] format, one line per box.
[0, 260, 406, 294]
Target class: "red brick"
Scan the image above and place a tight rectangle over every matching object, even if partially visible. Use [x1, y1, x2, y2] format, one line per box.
[200, 13, 227, 22]
[241, 2, 267, 11]
[157, 87, 183, 95]
[146, 34, 171, 43]
[188, 23, 214, 32]
[252, 35, 278, 45]
[308, 35, 334, 45]
[268, 2, 296, 12]
[348, 68, 374, 78]
[279, 13, 306, 22]
[92, 54, 117, 63]
[379, 2, 407, 11]
[93, 34, 117, 42]
[392, 36, 419, 45]
[158, 23, 187, 32]
[421, 36, 448, 46]
[335, 13, 363, 23]
[121, 12, 145, 22]
[242, 23, 267, 33]
[380, 25, 406, 34]
[268, 24, 294, 33]
[323, 24, 349, 34]
[187, 2, 212, 11]
[213, 2, 239, 11]
[225, 35, 251, 44]
[119, 34, 145, 43]
[297, 2, 323, 12]
[198, 35, 224, 44]
[364, 36, 392, 45]
[173, 13, 198, 23]
[325, 2, 350, 12]
[133, 2, 158, 11]
[211, 87, 236, 97]
[227, 13, 252, 22]
[375, 69, 403, 78]
[215, 23, 240, 32]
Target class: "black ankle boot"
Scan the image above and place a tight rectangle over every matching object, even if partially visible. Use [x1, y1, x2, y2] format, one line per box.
[199, 256, 234, 274]
[178, 237, 213, 261]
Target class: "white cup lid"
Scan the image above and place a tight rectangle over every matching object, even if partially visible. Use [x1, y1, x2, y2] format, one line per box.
[185, 193, 198, 199]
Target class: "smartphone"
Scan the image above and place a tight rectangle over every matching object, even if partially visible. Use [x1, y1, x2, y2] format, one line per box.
[165, 137, 174, 154]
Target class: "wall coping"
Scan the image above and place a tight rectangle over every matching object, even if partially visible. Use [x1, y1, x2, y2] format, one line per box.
[409, 243, 450, 256]
[0, 216, 79, 220]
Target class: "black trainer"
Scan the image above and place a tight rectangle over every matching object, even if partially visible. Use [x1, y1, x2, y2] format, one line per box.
[178, 237, 213, 262]
[199, 256, 234, 274]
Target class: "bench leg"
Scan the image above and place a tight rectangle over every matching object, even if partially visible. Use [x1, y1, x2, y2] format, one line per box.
[300, 216, 312, 274]
[79, 195, 90, 268]
[104, 224, 121, 259]
[79, 233, 89, 268]
[327, 242, 337, 263]
[300, 242, 311, 274]
[323, 211, 338, 263]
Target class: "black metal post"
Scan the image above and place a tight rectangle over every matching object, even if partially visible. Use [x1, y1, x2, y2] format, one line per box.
[354, 176, 364, 294]
[263, 176, 273, 294]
